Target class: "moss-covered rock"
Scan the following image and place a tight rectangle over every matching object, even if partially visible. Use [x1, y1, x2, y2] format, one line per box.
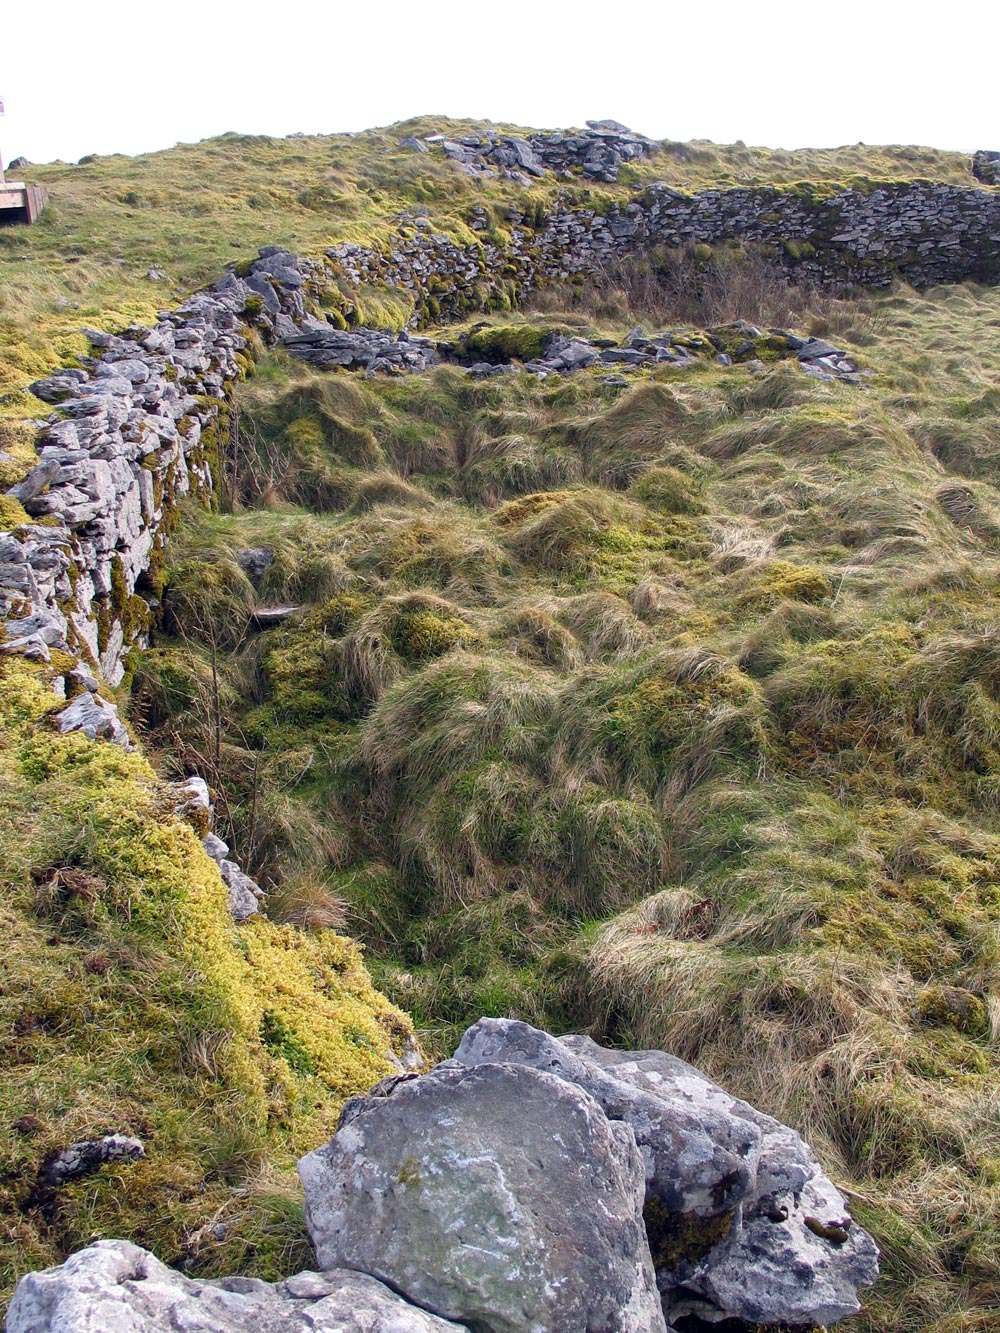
[0, 656, 415, 1302]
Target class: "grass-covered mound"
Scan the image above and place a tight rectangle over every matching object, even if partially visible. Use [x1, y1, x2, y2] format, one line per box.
[142, 280, 1000, 1332]
[0, 656, 416, 1306]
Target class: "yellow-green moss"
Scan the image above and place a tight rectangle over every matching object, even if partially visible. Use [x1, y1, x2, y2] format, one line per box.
[0, 495, 31, 529]
[0, 656, 414, 1301]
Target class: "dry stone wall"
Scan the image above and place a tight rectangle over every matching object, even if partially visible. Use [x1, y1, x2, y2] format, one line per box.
[327, 180, 1000, 326]
[1, 289, 252, 688]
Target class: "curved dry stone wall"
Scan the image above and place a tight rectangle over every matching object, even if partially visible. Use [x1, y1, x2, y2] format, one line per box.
[5, 179, 1000, 710]
[328, 180, 1000, 324]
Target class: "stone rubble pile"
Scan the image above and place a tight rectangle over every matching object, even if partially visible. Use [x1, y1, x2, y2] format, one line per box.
[464, 321, 862, 384]
[413, 119, 653, 184]
[7, 1019, 878, 1333]
[281, 318, 439, 373]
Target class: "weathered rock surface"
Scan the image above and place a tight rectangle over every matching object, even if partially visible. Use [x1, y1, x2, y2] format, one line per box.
[299, 1060, 666, 1333]
[218, 857, 263, 921]
[454, 1019, 879, 1329]
[6, 1239, 468, 1333]
[54, 690, 133, 750]
[235, 545, 273, 588]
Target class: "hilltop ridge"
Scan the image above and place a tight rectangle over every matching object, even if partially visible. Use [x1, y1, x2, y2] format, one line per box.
[0, 117, 988, 414]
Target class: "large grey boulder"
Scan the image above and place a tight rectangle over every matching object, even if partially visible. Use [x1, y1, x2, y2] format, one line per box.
[454, 1019, 879, 1328]
[298, 1060, 666, 1333]
[6, 1239, 468, 1333]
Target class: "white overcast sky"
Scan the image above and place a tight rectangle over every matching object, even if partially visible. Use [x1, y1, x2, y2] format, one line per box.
[2, 1, 997, 166]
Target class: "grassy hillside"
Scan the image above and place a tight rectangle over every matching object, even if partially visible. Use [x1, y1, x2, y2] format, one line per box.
[146, 280, 1000, 1333]
[0, 657, 416, 1306]
[3, 119, 1000, 1332]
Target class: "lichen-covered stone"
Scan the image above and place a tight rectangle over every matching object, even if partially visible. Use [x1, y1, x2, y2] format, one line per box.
[299, 1060, 666, 1333]
[454, 1018, 879, 1329]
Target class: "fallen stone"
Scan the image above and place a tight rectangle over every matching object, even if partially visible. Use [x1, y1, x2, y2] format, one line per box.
[6, 1239, 468, 1333]
[203, 831, 230, 862]
[219, 858, 263, 921]
[251, 604, 300, 628]
[236, 546, 274, 588]
[55, 692, 133, 750]
[42, 1134, 145, 1187]
[172, 773, 212, 828]
[795, 337, 842, 361]
[587, 118, 635, 134]
[299, 1060, 666, 1333]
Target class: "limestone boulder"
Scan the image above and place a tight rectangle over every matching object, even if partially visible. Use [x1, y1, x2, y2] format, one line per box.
[298, 1060, 666, 1333]
[454, 1019, 879, 1328]
[6, 1239, 468, 1333]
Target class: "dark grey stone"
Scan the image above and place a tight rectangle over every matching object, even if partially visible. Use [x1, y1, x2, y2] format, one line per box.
[42, 1134, 145, 1186]
[236, 546, 273, 588]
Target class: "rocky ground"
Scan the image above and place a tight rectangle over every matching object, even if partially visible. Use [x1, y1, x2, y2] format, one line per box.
[7, 1021, 877, 1333]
